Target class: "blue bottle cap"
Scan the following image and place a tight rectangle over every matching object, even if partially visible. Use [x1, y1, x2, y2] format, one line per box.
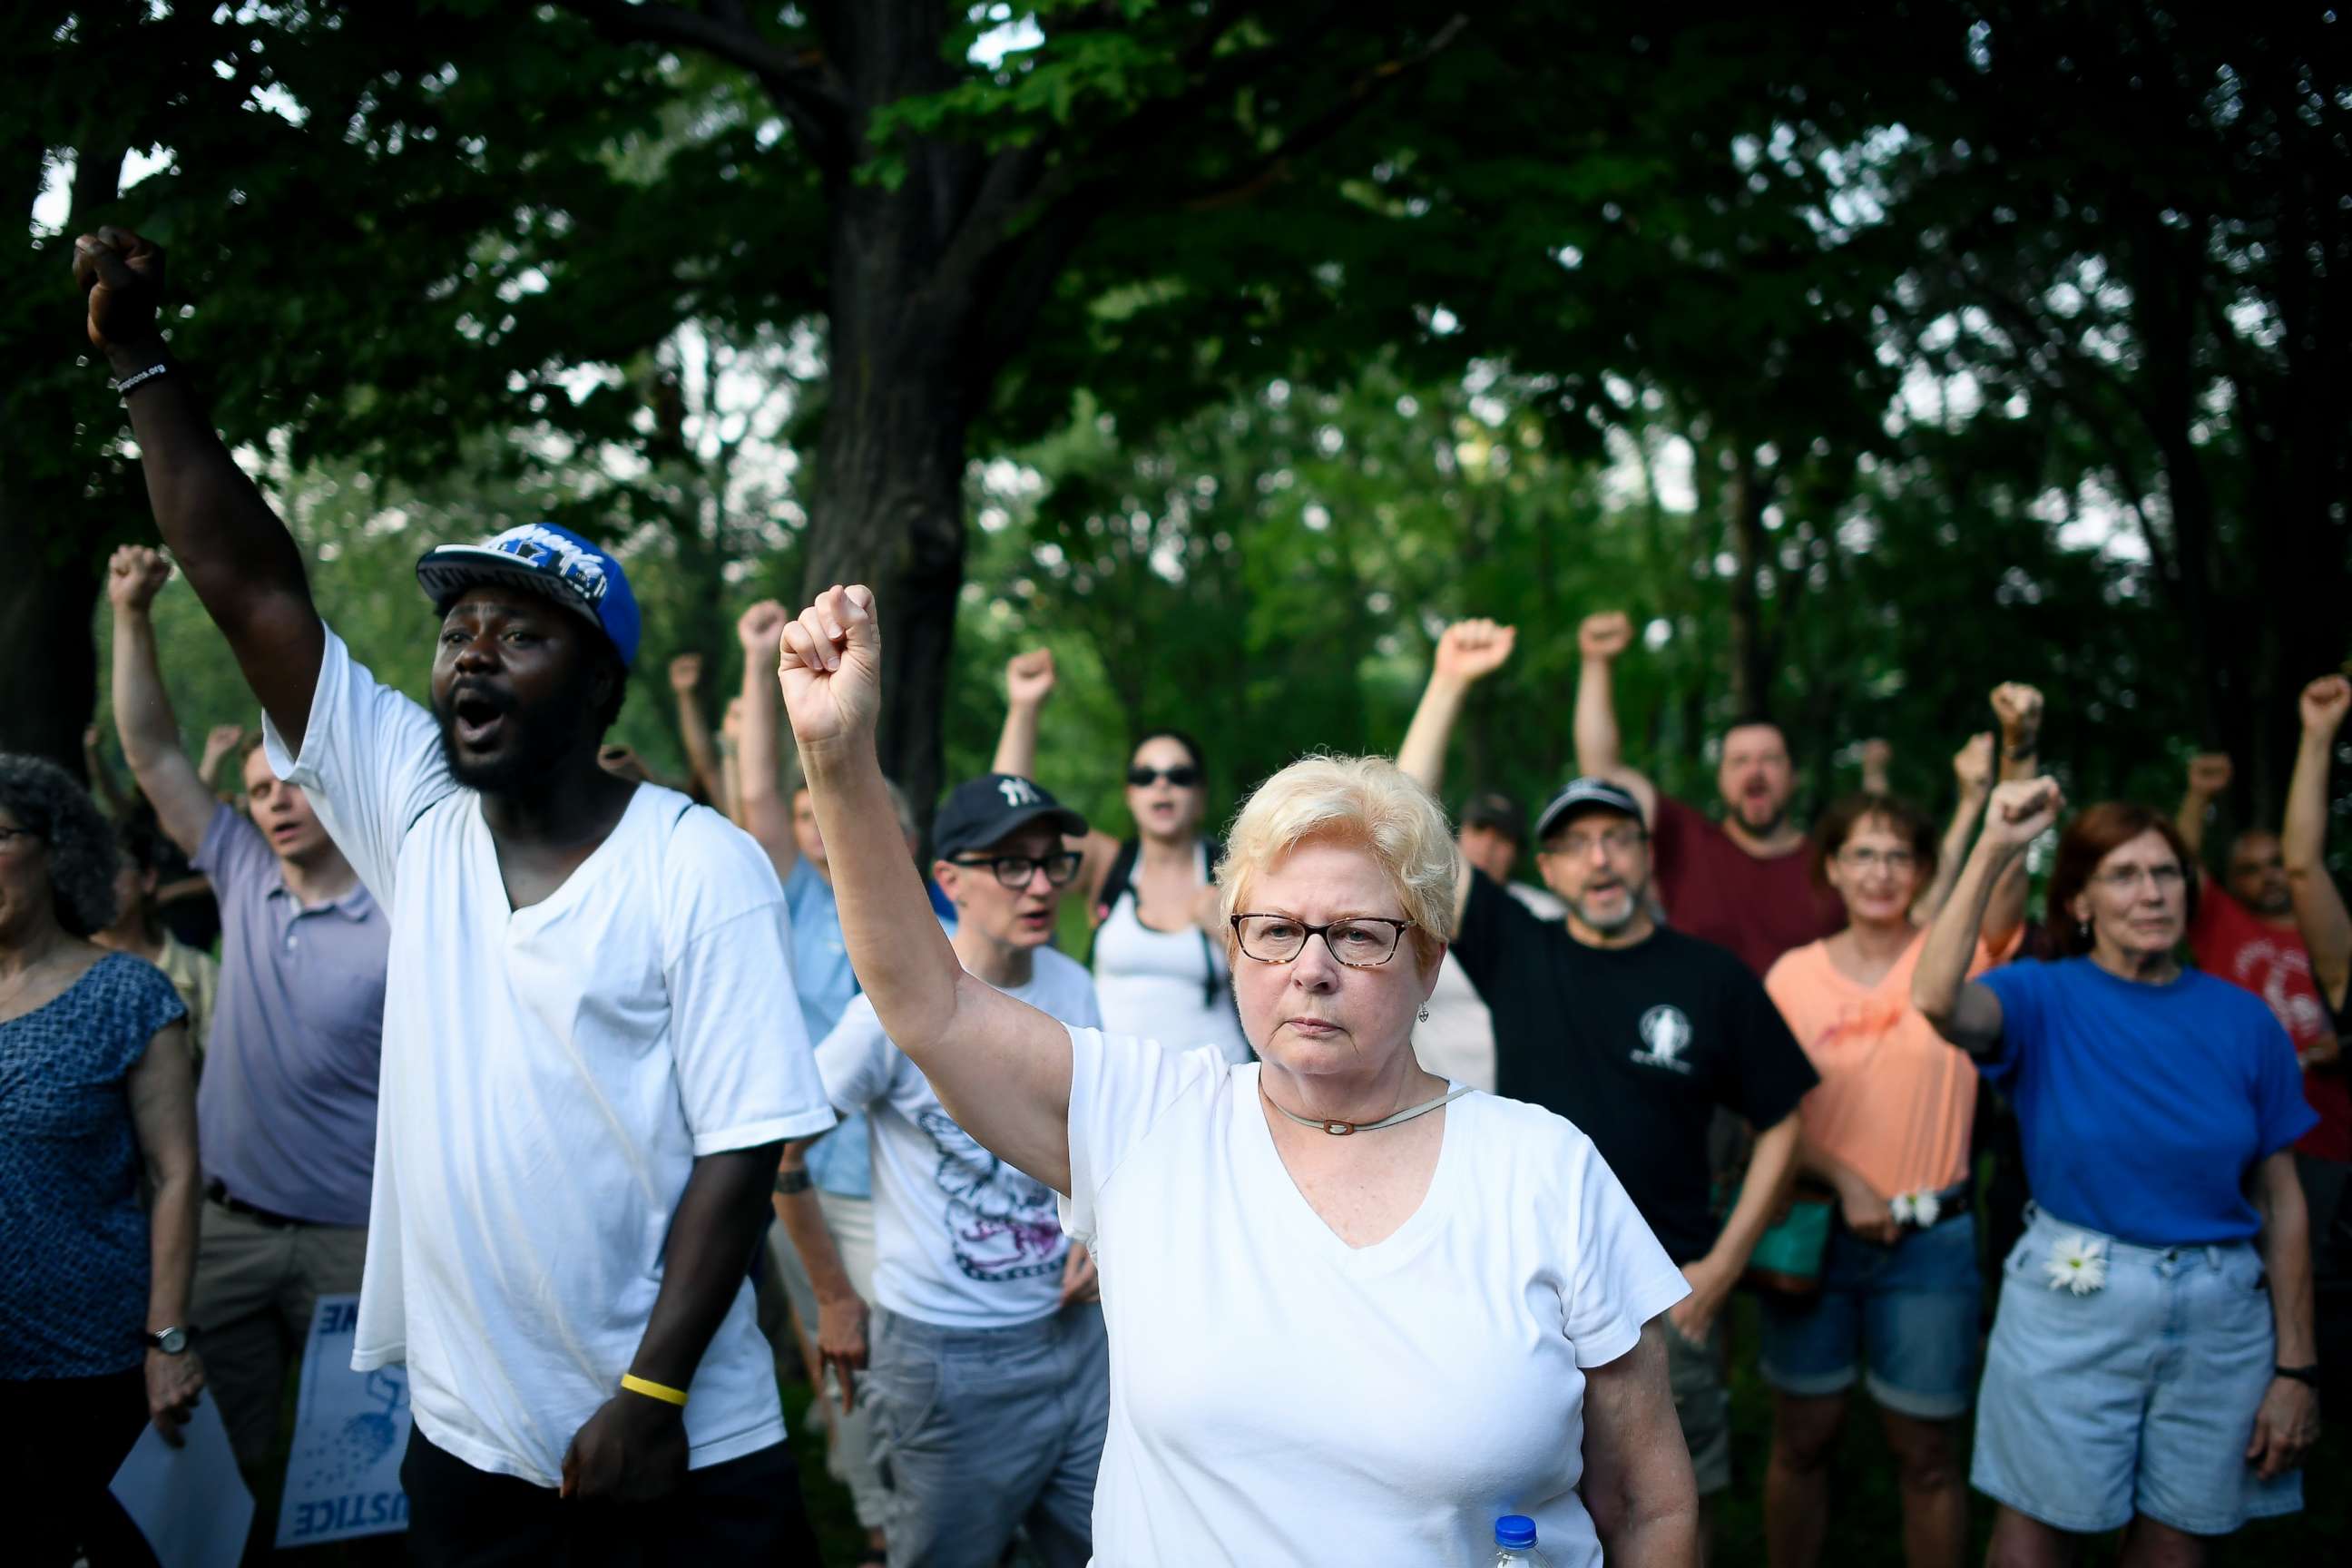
[1495, 1515, 1538, 1549]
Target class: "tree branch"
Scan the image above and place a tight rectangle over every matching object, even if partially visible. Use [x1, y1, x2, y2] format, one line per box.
[555, 0, 848, 168]
[1171, 13, 1469, 211]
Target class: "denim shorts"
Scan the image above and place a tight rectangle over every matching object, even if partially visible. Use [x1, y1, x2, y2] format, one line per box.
[1971, 1205, 2302, 1535]
[1757, 1210, 1981, 1419]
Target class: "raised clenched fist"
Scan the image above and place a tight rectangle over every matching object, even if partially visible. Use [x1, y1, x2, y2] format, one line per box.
[777, 585, 882, 751]
[1989, 682, 2043, 746]
[1578, 611, 1633, 662]
[2301, 674, 2350, 738]
[2185, 753, 2233, 799]
[1952, 732, 1994, 793]
[106, 544, 172, 614]
[736, 600, 788, 656]
[1433, 619, 1516, 683]
[74, 227, 166, 355]
[1984, 777, 2064, 850]
[1005, 649, 1057, 707]
[668, 652, 704, 695]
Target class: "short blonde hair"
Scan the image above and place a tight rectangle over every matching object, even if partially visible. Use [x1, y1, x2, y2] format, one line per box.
[1215, 754, 1459, 969]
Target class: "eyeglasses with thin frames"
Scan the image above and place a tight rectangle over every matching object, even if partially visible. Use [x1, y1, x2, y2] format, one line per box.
[1541, 825, 1646, 858]
[1836, 846, 1916, 874]
[948, 852, 1083, 890]
[2091, 864, 2186, 893]
[1230, 914, 1415, 967]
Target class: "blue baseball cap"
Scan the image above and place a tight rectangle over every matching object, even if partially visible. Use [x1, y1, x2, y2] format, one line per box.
[416, 523, 642, 667]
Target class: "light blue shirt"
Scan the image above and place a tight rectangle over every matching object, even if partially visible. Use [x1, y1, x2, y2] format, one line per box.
[785, 858, 867, 1197]
[192, 804, 389, 1226]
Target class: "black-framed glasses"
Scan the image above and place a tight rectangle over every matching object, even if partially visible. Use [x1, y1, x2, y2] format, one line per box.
[949, 851, 1084, 889]
[1230, 913, 1415, 967]
[1127, 765, 1200, 789]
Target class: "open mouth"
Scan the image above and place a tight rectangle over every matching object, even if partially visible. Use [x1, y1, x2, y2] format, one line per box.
[452, 690, 509, 749]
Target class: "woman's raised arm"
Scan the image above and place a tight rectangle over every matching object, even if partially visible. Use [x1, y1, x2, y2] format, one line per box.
[779, 587, 1076, 1191]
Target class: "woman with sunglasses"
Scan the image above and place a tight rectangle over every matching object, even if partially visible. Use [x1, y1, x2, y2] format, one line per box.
[1917, 781, 2318, 1562]
[782, 587, 1697, 1564]
[995, 650, 1251, 1063]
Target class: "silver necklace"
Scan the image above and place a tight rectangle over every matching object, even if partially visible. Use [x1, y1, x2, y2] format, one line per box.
[1263, 1082, 1472, 1137]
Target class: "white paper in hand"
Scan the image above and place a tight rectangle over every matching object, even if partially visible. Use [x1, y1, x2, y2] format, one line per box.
[109, 1395, 254, 1568]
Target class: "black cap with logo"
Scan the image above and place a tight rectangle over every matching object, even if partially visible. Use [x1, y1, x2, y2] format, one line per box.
[933, 774, 1090, 858]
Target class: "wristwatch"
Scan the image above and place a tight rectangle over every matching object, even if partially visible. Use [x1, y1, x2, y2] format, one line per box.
[146, 1326, 191, 1355]
[2273, 1363, 2319, 1387]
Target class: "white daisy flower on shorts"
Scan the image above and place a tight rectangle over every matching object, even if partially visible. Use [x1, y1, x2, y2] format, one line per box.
[1891, 1189, 1941, 1230]
[2043, 1232, 2109, 1295]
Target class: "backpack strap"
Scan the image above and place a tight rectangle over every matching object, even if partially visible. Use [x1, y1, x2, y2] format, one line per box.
[1085, 838, 1143, 965]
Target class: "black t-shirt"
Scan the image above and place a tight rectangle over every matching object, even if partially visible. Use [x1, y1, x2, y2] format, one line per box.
[1452, 870, 1818, 1262]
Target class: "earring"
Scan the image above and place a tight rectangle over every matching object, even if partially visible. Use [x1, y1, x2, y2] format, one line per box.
[1416, 1004, 1430, 1023]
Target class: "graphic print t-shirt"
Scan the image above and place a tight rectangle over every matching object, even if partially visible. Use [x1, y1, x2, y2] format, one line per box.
[1452, 871, 1817, 1262]
[2189, 885, 2348, 1161]
[816, 946, 1102, 1328]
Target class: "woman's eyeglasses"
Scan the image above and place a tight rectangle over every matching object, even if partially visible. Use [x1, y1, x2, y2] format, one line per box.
[948, 851, 1084, 889]
[1126, 766, 1200, 789]
[1230, 914, 1414, 967]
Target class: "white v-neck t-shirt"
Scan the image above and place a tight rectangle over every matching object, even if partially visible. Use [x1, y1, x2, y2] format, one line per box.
[266, 629, 835, 1486]
[817, 945, 1102, 1328]
[1061, 1027, 1687, 1566]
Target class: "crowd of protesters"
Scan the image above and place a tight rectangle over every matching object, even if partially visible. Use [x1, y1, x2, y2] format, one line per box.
[2, 222, 2340, 1568]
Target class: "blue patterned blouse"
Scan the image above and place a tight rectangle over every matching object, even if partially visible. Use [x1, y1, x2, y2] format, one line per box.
[1, 952, 188, 1378]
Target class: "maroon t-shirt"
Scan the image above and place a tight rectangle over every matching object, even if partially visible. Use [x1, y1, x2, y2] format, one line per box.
[1651, 794, 1845, 977]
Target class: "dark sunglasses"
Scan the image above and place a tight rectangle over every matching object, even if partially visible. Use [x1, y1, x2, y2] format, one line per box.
[1126, 766, 1200, 789]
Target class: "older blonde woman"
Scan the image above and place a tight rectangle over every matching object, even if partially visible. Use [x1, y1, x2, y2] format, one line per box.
[778, 587, 1698, 1566]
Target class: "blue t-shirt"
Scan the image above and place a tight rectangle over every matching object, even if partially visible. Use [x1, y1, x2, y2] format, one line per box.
[1980, 958, 2316, 1246]
[789, 863, 959, 1200]
[787, 858, 867, 1197]
[2, 954, 188, 1377]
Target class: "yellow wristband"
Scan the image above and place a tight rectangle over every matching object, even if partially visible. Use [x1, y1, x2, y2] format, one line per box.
[620, 1373, 689, 1407]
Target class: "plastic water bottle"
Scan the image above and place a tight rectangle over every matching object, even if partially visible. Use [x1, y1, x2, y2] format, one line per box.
[1491, 1514, 1554, 1566]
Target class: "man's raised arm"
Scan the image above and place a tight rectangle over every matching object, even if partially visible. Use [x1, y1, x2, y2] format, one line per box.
[105, 546, 220, 857]
[1396, 618, 1516, 795]
[75, 228, 323, 750]
[1572, 611, 1659, 827]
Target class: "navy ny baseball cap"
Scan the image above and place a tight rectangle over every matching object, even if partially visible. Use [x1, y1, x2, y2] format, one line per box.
[416, 523, 642, 667]
[933, 774, 1089, 858]
[1534, 777, 1647, 842]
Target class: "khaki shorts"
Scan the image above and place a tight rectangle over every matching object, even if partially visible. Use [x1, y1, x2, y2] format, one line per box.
[1651, 1316, 1732, 1497]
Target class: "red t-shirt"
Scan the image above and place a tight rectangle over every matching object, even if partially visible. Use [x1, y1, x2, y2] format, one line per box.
[1650, 794, 1846, 978]
[2190, 886, 2349, 1161]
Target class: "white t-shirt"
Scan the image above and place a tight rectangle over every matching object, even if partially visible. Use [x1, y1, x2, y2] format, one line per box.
[817, 946, 1102, 1328]
[266, 630, 835, 1486]
[1419, 881, 1566, 1092]
[1062, 1027, 1686, 1566]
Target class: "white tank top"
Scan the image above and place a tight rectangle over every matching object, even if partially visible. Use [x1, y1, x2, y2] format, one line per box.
[1092, 841, 1252, 1065]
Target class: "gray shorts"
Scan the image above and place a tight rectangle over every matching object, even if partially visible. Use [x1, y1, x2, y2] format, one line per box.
[1651, 1316, 1732, 1497]
[869, 1302, 1110, 1568]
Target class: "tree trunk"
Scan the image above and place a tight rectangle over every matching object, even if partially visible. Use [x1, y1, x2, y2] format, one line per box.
[799, 171, 972, 831]
[0, 479, 103, 779]
[1724, 441, 1771, 722]
[0, 130, 128, 779]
